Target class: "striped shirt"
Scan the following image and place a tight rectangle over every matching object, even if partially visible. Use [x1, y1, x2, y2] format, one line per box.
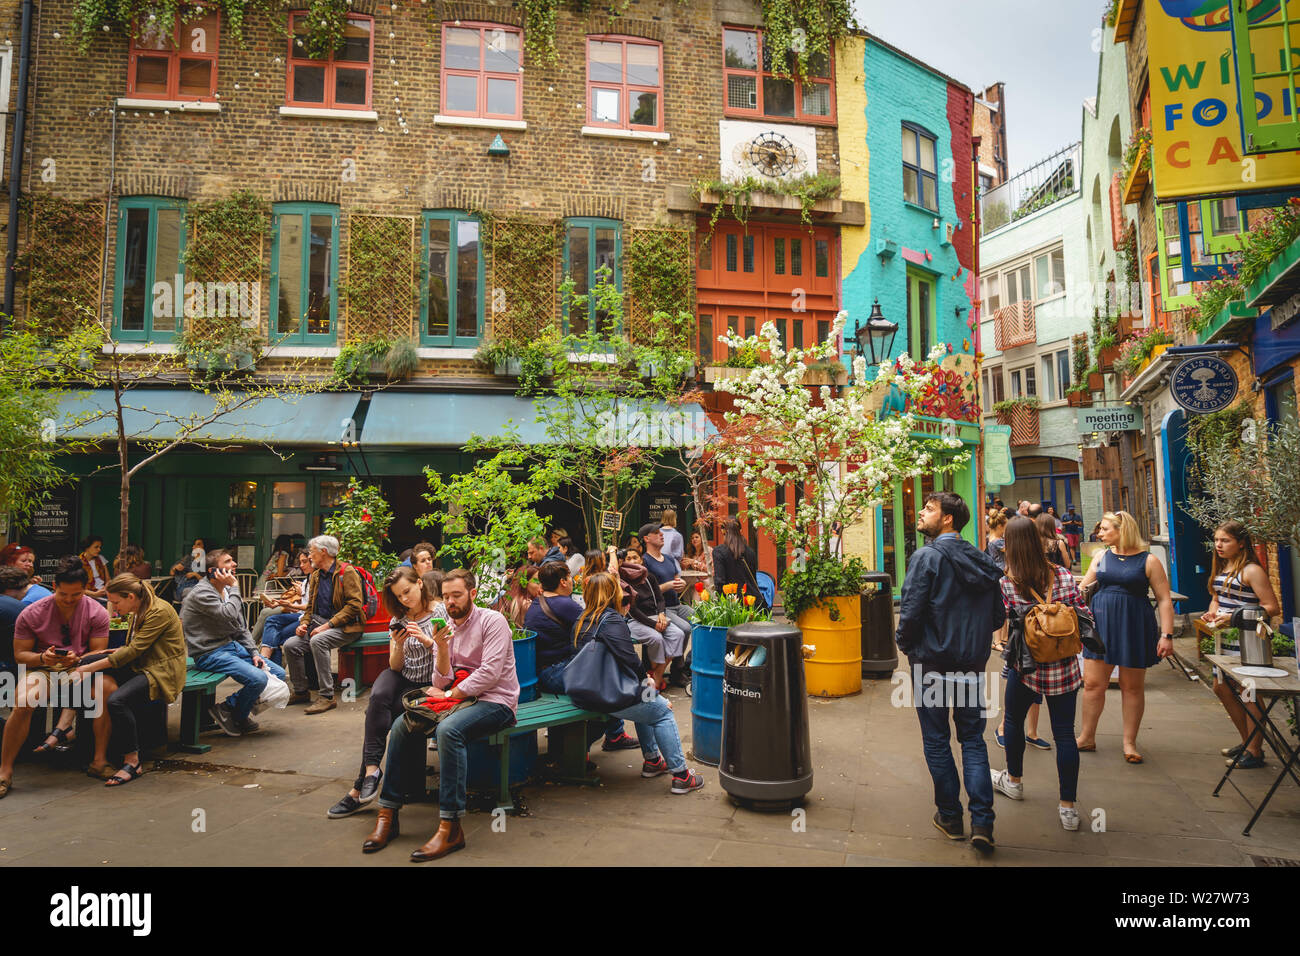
[999, 566, 1085, 696]
[392, 602, 447, 683]
[1212, 571, 1259, 655]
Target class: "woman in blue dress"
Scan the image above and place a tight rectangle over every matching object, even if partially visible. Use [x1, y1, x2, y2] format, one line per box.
[1076, 511, 1175, 764]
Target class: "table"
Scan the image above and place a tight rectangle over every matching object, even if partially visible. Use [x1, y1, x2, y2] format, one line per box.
[1208, 654, 1300, 836]
[680, 570, 711, 606]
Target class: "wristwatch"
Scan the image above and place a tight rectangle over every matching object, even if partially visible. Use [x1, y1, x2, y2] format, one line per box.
[1160, 633, 1173, 641]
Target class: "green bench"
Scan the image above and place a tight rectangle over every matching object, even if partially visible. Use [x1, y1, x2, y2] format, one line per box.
[341, 632, 392, 694]
[179, 657, 226, 754]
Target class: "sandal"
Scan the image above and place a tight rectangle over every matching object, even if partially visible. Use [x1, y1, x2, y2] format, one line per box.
[0, 777, 10, 799]
[105, 763, 143, 787]
[33, 727, 74, 755]
[86, 763, 118, 781]
[1124, 752, 1144, 764]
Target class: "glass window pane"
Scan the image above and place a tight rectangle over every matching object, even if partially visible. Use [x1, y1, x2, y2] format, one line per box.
[742, 234, 754, 272]
[426, 218, 450, 338]
[136, 22, 172, 51]
[919, 135, 936, 173]
[801, 81, 830, 116]
[699, 312, 713, 359]
[1035, 254, 1051, 299]
[272, 513, 307, 541]
[228, 481, 258, 509]
[120, 208, 150, 331]
[292, 65, 326, 103]
[1025, 366, 1036, 396]
[725, 233, 736, 271]
[456, 219, 480, 339]
[1058, 350, 1071, 391]
[773, 237, 785, 275]
[589, 41, 623, 83]
[815, 239, 829, 277]
[902, 166, 918, 204]
[1211, 197, 1239, 233]
[1011, 369, 1022, 398]
[306, 214, 333, 335]
[1052, 248, 1066, 291]
[446, 74, 478, 112]
[277, 214, 302, 335]
[1041, 355, 1055, 401]
[272, 481, 307, 508]
[902, 126, 917, 162]
[339, 19, 371, 61]
[630, 91, 657, 127]
[592, 87, 620, 124]
[445, 28, 480, 70]
[594, 227, 617, 333]
[334, 68, 367, 105]
[152, 208, 182, 333]
[320, 481, 349, 508]
[567, 226, 590, 334]
[697, 235, 712, 270]
[486, 77, 516, 115]
[744, 315, 755, 337]
[762, 76, 794, 117]
[178, 58, 212, 96]
[791, 238, 802, 276]
[922, 175, 937, 211]
[626, 43, 658, 86]
[806, 51, 830, 77]
[135, 56, 170, 94]
[727, 74, 757, 110]
[724, 29, 758, 70]
[484, 29, 520, 73]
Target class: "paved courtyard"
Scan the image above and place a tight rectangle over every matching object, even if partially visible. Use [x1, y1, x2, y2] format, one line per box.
[3, 636, 1300, 867]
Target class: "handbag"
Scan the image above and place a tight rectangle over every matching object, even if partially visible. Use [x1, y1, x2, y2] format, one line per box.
[400, 687, 477, 736]
[254, 667, 290, 714]
[1077, 606, 1104, 656]
[563, 634, 642, 713]
[1023, 587, 1083, 664]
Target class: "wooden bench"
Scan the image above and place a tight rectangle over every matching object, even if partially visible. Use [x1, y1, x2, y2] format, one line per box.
[341, 632, 392, 693]
[484, 693, 608, 813]
[178, 657, 226, 754]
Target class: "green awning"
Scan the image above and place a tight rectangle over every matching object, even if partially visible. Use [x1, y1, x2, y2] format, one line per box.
[55, 388, 364, 446]
[360, 392, 716, 449]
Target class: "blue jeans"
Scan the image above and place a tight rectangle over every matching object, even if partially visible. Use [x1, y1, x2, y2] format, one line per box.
[537, 659, 626, 741]
[259, 613, 300, 666]
[913, 665, 995, 828]
[378, 701, 515, 818]
[610, 694, 685, 773]
[194, 641, 287, 723]
[1004, 675, 1079, 802]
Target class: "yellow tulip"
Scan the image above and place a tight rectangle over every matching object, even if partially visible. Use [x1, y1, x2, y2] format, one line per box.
[723, 583, 738, 595]
[745, 595, 756, 607]
[699, 590, 710, 602]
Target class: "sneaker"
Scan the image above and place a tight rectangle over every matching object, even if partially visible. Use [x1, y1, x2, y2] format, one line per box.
[641, 755, 670, 778]
[1026, 736, 1052, 751]
[1059, 806, 1080, 831]
[994, 729, 1005, 749]
[235, 715, 260, 735]
[327, 794, 363, 819]
[990, 768, 1024, 800]
[932, 811, 964, 840]
[208, 702, 241, 737]
[1221, 742, 1246, 758]
[602, 732, 641, 752]
[357, 770, 382, 805]
[970, 825, 996, 855]
[670, 769, 705, 794]
[1229, 752, 1267, 769]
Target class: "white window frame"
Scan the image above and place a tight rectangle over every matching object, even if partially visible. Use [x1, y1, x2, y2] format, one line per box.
[988, 241, 1068, 313]
[1039, 347, 1069, 403]
[982, 364, 1004, 413]
[1009, 363, 1036, 400]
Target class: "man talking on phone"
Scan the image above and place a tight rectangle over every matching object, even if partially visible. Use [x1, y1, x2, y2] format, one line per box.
[182, 549, 286, 737]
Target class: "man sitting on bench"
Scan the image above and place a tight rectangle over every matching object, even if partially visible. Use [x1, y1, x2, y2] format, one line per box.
[181, 549, 286, 737]
[363, 568, 518, 862]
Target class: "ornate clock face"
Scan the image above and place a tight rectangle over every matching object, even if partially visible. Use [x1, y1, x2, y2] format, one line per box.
[734, 131, 807, 178]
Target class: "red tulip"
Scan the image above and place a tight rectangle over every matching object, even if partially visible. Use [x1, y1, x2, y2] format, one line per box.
[695, 580, 705, 593]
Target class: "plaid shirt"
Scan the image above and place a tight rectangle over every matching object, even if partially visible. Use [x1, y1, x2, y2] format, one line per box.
[1000, 566, 1085, 696]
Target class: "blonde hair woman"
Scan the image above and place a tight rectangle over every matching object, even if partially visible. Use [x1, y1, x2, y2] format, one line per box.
[1076, 511, 1175, 763]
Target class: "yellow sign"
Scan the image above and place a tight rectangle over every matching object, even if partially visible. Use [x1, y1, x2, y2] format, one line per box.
[1147, 0, 1300, 199]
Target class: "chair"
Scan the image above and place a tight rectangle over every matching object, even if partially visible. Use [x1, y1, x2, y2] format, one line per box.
[755, 571, 776, 611]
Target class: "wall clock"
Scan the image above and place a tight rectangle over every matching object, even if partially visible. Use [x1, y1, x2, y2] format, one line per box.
[733, 131, 808, 178]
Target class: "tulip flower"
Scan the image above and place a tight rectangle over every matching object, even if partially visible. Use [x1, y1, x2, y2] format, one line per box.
[745, 595, 756, 607]
[723, 583, 738, 595]
[695, 580, 705, 593]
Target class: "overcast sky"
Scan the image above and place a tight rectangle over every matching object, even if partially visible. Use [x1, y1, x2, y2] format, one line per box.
[853, 0, 1106, 178]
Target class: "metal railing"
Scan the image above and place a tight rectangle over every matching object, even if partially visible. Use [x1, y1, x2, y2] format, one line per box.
[980, 142, 1082, 236]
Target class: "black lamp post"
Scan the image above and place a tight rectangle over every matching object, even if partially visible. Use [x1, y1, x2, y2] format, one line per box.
[854, 299, 899, 366]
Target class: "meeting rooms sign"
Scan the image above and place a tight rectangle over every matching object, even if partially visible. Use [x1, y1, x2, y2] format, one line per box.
[1077, 405, 1142, 433]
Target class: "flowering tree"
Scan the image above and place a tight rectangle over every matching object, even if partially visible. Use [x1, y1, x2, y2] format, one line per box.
[324, 478, 399, 582]
[712, 313, 969, 613]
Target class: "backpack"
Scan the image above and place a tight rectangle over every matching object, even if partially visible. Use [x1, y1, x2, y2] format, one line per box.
[1023, 586, 1082, 664]
[338, 562, 380, 619]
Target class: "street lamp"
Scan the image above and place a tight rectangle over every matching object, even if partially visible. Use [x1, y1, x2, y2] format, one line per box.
[854, 299, 899, 366]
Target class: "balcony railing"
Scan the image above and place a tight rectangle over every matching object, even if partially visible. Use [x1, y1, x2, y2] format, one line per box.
[993, 299, 1036, 350]
[997, 405, 1040, 447]
[980, 142, 1081, 236]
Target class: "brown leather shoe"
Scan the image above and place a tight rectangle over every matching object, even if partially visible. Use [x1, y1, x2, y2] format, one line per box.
[305, 695, 337, 714]
[286, 691, 311, 706]
[410, 819, 465, 862]
[362, 807, 399, 853]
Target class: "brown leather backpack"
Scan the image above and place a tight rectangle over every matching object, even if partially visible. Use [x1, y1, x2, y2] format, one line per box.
[1023, 587, 1082, 663]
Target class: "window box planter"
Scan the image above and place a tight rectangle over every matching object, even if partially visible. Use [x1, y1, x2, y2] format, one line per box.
[1097, 344, 1121, 372]
[704, 365, 754, 383]
[802, 364, 848, 387]
[185, 350, 256, 374]
[1088, 370, 1105, 391]
[1067, 390, 1092, 408]
[639, 361, 696, 380]
[495, 358, 522, 377]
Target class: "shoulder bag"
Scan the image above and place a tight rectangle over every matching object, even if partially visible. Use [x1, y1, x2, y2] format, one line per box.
[564, 624, 641, 712]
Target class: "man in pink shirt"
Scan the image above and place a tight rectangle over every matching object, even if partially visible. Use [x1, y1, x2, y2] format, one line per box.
[364, 568, 518, 861]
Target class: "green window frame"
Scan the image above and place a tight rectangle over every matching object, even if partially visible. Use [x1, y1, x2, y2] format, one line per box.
[1155, 204, 1196, 309]
[113, 196, 186, 342]
[421, 210, 484, 347]
[270, 202, 339, 345]
[906, 268, 936, 362]
[1230, 2, 1300, 153]
[563, 217, 622, 338]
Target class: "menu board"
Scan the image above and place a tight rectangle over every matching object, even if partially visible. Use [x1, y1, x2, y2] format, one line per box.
[27, 488, 79, 577]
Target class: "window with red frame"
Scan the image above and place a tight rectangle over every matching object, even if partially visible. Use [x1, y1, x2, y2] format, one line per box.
[722, 27, 834, 123]
[1145, 251, 1172, 331]
[287, 12, 373, 109]
[441, 23, 523, 119]
[586, 36, 663, 131]
[128, 8, 219, 100]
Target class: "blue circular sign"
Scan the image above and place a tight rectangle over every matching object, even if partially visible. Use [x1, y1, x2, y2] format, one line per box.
[1170, 356, 1238, 414]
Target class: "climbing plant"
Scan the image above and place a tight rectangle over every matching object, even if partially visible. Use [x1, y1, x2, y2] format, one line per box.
[625, 227, 693, 341]
[343, 214, 416, 342]
[184, 190, 269, 286]
[760, 0, 856, 79]
[692, 173, 841, 233]
[16, 196, 105, 335]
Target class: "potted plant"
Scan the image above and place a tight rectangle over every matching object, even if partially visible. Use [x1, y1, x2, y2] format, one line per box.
[1114, 327, 1173, 378]
[1066, 383, 1092, 407]
[1087, 365, 1104, 391]
[383, 337, 420, 380]
[712, 313, 971, 699]
[993, 396, 1041, 445]
[178, 321, 262, 376]
[688, 580, 772, 764]
[333, 335, 393, 384]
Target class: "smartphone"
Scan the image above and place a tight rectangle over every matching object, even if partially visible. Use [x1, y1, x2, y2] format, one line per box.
[390, 621, 406, 633]
[50, 648, 70, 656]
[430, 617, 448, 630]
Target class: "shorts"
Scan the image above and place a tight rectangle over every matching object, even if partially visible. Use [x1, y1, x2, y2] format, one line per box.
[6, 666, 108, 716]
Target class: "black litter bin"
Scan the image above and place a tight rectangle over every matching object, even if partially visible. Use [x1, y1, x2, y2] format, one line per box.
[719, 621, 813, 808]
[860, 571, 896, 677]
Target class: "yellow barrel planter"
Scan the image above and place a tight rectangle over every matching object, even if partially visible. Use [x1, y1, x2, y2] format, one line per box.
[798, 595, 862, 698]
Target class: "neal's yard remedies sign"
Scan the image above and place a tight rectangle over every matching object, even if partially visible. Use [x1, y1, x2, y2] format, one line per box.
[1171, 355, 1239, 413]
[1147, 1, 1300, 200]
[1078, 405, 1143, 432]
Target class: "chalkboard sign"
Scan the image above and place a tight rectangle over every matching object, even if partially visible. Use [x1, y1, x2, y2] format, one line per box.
[27, 488, 79, 577]
[600, 511, 622, 532]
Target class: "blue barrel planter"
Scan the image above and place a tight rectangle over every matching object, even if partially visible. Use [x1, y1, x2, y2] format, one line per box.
[689, 624, 728, 766]
[513, 628, 538, 703]
[467, 733, 538, 793]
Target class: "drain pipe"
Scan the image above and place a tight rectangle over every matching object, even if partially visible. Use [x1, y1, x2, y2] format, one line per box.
[4, 0, 34, 324]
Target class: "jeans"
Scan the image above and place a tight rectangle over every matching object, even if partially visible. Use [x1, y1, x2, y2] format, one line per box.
[378, 700, 516, 818]
[259, 612, 300, 666]
[194, 641, 287, 723]
[538, 660, 624, 741]
[104, 668, 152, 756]
[912, 664, 995, 828]
[610, 694, 685, 773]
[1004, 675, 1079, 802]
[357, 668, 422, 784]
[283, 614, 353, 698]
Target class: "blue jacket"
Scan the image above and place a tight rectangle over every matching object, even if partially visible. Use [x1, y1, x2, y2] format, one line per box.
[895, 533, 1006, 671]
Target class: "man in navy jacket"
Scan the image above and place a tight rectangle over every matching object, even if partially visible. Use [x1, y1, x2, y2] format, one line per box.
[896, 491, 1006, 855]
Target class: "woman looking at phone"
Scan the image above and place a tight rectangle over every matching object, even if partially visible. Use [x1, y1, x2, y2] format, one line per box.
[327, 567, 448, 819]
